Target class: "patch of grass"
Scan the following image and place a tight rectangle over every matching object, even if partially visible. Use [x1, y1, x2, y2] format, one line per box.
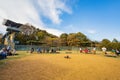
[0, 51, 30, 66]
[7, 51, 30, 59]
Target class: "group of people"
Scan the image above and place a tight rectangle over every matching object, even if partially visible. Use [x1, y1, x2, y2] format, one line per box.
[30, 47, 57, 53]
[111, 49, 120, 56]
[102, 47, 120, 56]
[0, 46, 16, 59]
[0, 48, 7, 59]
[79, 47, 96, 54]
[79, 46, 120, 56]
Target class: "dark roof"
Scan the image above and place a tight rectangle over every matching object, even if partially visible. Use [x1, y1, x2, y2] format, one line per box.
[3, 19, 22, 28]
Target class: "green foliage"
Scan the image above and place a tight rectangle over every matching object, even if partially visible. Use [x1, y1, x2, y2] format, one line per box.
[100, 38, 120, 50]
[14, 27, 91, 47]
[67, 33, 77, 46]
[12, 24, 120, 49]
[100, 39, 111, 48]
[63, 32, 90, 47]
[112, 38, 118, 43]
[14, 25, 58, 45]
[110, 42, 120, 49]
[44, 37, 60, 47]
[60, 33, 68, 46]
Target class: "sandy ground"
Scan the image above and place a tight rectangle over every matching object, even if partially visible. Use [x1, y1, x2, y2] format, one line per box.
[0, 53, 120, 80]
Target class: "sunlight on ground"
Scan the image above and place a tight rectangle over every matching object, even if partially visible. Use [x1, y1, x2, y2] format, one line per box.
[0, 51, 120, 80]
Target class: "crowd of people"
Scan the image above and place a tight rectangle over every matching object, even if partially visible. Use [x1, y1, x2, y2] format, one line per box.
[0, 46, 16, 60]
[111, 49, 120, 56]
[30, 46, 120, 56]
[101, 47, 120, 56]
[79, 47, 120, 56]
[1, 45, 120, 60]
[79, 47, 96, 54]
[30, 47, 58, 54]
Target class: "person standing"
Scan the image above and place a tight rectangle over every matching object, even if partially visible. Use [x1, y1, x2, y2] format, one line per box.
[102, 47, 107, 54]
[92, 47, 96, 54]
[37, 47, 41, 53]
[0, 48, 7, 59]
[30, 47, 34, 53]
[79, 48, 82, 53]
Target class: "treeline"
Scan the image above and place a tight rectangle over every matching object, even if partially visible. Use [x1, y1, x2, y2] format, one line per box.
[14, 30, 92, 47]
[0, 24, 120, 50]
[100, 39, 120, 50]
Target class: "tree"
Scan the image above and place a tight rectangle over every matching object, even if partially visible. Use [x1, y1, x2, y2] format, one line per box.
[45, 37, 60, 47]
[15, 33, 27, 44]
[14, 24, 58, 45]
[67, 32, 90, 47]
[76, 32, 91, 47]
[100, 39, 111, 49]
[60, 33, 68, 46]
[67, 33, 76, 46]
[110, 38, 120, 49]
[112, 38, 118, 43]
[91, 41, 100, 47]
[36, 31, 45, 41]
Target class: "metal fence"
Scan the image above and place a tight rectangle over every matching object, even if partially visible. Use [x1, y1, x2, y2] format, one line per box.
[0, 45, 101, 51]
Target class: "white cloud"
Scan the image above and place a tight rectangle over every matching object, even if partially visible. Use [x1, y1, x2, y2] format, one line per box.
[37, 0, 72, 24]
[0, 0, 71, 36]
[46, 28, 64, 36]
[87, 29, 97, 34]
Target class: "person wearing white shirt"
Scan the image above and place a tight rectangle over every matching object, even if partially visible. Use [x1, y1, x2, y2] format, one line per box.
[102, 47, 107, 54]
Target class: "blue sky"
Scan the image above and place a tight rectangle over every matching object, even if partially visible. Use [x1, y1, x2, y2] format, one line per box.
[0, 0, 120, 41]
[59, 0, 120, 41]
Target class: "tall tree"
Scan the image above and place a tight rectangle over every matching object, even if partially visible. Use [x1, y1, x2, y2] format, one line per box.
[76, 32, 91, 46]
[67, 32, 90, 46]
[60, 33, 68, 46]
[45, 37, 59, 47]
[67, 33, 76, 46]
[100, 39, 111, 49]
[112, 38, 118, 43]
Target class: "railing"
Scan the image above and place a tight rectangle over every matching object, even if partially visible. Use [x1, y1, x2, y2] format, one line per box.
[0, 44, 101, 51]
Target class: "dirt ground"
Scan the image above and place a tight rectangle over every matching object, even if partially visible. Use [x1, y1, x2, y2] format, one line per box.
[0, 53, 120, 80]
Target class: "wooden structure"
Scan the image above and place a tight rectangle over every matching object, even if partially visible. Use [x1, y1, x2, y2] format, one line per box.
[2, 19, 35, 49]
